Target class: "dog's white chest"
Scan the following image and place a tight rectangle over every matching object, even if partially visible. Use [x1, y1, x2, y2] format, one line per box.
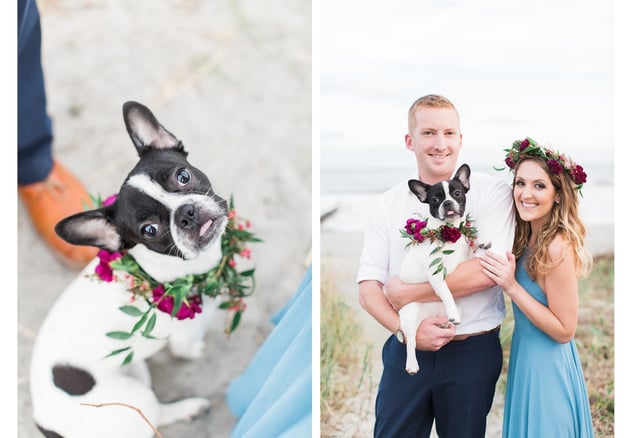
[398, 240, 469, 284]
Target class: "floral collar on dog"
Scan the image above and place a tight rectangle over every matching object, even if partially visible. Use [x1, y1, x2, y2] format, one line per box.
[91, 194, 261, 365]
[400, 215, 478, 278]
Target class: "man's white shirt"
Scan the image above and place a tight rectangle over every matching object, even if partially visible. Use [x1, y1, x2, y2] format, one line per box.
[357, 169, 515, 335]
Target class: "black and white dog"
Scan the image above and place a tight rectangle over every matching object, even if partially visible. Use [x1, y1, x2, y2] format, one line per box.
[29, 102, 229, 437]
[397, 164, 474, 375]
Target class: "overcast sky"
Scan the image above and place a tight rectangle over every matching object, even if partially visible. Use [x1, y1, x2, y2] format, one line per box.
[320, 0, 615, 165]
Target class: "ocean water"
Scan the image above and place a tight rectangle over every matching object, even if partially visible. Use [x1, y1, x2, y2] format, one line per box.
[320, 147, 614, 255]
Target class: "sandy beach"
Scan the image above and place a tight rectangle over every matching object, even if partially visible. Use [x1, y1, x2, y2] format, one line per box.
[17, 1, 310, 437]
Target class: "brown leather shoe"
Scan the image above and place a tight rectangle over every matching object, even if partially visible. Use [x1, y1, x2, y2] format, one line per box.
[19, 161, 99, 270]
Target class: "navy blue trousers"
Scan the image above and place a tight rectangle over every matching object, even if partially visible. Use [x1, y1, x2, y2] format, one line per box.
[18, 0, 54, 185]
[375, 330, 502, 438]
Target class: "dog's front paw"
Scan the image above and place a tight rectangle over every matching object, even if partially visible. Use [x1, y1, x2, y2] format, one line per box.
[158, 397, 211, 427]
[169, 340, 205, 360]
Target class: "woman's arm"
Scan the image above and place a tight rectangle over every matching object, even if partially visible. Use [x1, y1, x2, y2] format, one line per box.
[480, 238, 579, 343]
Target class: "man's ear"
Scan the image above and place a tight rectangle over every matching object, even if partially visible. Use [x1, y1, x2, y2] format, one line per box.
[55, 206, 124, 252]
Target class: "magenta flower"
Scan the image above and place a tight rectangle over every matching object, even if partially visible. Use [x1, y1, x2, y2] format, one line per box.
[441, 225, 461, 243]
[519, 138, 530, 151]
[505, 156, 515, 169]
[152, 285, 203, 320]
[102, 194, 118, 206]
[95, 250, 123, 282]
[405, 218, 428, 242]
[571, 165, 587, 185]
[546, 159, 563, 175]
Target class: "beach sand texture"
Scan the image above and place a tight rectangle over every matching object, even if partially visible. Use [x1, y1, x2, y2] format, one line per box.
[17, 1, 311, 437]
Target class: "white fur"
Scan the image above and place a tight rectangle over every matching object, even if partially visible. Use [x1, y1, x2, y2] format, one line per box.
[397, 195, 471, 375]
[30, 242, 222, 437]
[127, 173, 226, 260]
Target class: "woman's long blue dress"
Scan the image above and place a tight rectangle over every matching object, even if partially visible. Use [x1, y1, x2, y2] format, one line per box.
[502, 252, 594, 437]
[226, 266, 312, 437]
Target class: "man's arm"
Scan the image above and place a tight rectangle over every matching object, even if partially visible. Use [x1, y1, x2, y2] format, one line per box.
[359, 279, 457, 350]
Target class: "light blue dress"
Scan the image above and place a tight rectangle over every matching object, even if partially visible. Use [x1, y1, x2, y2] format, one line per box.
[226, 266, 312, 437]
[503, 253, 594, 437]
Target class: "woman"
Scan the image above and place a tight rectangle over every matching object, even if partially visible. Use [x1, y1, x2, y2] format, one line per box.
[480, 137, 594, 437]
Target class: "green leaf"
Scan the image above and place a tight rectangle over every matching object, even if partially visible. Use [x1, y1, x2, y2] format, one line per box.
[429, 247, 441, 256]
[433, 264, 444, 275]
[106, 331, 133, 340]
[429, 257, 442, 268]
[442, 250, 455, 255]
[239, 268, 255, 277]
[104, 346, 131, 358]
[142, 313, 157, 337]
[230, 310, 242, 333]
[122, 351, 134, 366]
[119, 305, 144, 317]
[131, 312, 149, 334]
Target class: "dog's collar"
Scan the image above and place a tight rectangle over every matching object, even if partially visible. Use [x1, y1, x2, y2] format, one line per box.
[91, 195, 261, 365]
[399, 215, 478, 278]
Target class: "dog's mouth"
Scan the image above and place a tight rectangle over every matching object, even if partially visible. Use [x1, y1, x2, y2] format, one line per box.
[199, 219, 214, 237]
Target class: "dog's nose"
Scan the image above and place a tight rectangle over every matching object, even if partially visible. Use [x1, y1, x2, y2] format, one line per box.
[175, 204, 196, 228]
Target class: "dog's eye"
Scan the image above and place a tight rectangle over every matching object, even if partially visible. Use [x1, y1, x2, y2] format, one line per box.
[141, 224, 159, 237]
[176, 169, 191, 185]
[453, 190, 462, 197]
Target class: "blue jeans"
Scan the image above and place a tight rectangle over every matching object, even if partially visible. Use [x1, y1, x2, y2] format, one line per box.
[374, 330, 502, 438]
[18, 0, 53, 185]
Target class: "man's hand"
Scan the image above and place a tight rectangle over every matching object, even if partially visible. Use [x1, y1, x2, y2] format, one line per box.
[415, 316, 456, 351]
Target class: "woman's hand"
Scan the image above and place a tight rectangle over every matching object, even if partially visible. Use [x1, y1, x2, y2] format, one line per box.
[479, 251, 517, 293]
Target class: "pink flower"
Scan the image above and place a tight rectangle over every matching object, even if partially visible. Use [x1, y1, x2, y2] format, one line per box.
[229, 259, 237, 267]
[151, 285, 203, 320]
[227, 210, 236, 219]
[240, 248, 252, 259]
[102, 194, 118, 206]
[95, 250, 123, 282]
[441, 225, 461, 243]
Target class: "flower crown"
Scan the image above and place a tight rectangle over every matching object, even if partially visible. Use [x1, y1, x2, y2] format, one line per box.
[501, 137, 587, 192]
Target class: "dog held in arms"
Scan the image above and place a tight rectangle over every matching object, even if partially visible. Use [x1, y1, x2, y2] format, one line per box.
[29, 101, 229, 437]
[397, 163, 479, 375]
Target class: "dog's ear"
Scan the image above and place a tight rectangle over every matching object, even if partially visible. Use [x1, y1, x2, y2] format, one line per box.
[55, 206, 125, 252]
[454, 164, 471, 192]
[408, 179, 430, 203]
[122, 101, 187, 156]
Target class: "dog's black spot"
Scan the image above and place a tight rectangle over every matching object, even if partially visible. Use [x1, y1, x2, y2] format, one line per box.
[52, 364, 96, 396]
[36, 424, 64, 438]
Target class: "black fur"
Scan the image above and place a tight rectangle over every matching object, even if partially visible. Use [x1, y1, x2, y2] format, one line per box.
[52, 364, 96, 396]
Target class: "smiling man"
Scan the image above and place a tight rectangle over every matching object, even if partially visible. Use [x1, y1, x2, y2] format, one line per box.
[357, 94, 516, 438]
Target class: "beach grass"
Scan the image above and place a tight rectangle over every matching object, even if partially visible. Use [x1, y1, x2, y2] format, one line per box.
[320, 269, 374, 437]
